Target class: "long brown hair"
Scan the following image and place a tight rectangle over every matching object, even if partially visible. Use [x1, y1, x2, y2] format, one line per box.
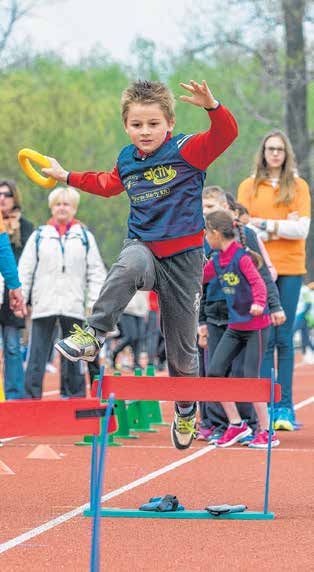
[0, 179, 22, 209]
[252, 130, 297, 205]
[205, 210, 262, 269]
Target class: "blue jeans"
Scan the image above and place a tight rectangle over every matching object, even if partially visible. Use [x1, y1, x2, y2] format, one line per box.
[2, 325, 25, 399]
[260, 275, 302, 411]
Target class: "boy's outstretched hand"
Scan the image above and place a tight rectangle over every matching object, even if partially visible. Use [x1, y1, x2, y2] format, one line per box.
[179, 80, 218, 110]
[41, 157, 69, 183]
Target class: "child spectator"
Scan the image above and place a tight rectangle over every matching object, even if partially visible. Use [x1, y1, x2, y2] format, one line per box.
[294, 282, 314, 364]
[198, 186, 284, 444]
[41, 79, 238, 449]
[204, 210, 280, 448]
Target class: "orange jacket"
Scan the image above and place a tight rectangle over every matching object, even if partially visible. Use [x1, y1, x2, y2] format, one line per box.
[238, 177, 311, 275]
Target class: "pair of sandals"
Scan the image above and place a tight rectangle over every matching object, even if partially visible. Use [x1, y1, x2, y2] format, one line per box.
[139, 495, 247, 516]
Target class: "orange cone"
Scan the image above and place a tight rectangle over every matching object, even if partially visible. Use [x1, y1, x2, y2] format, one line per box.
[26, 445, 62, 460]
[0, 460, 15, 474]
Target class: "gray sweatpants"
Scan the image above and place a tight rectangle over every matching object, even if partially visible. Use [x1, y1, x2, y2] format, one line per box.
[89, 239, 203, 405]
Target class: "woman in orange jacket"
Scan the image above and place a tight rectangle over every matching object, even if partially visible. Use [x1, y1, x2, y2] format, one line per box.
[238, 130, 311, 431]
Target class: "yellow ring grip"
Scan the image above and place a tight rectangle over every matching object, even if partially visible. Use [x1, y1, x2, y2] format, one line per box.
[18, 149, 56, 189]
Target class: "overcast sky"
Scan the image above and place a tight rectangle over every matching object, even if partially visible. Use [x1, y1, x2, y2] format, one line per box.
[16, 0, 194, 63]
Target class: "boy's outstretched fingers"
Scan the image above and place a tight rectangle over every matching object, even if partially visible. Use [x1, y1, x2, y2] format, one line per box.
[179, 79, 218, 109]
[41, 156, 68, 183]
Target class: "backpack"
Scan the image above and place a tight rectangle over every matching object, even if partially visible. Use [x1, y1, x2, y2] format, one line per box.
[35, 224, 90, 262]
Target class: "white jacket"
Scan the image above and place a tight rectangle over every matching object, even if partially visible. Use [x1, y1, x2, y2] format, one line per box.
[18, 223, 106, 320]
[124, 291, 148, 318]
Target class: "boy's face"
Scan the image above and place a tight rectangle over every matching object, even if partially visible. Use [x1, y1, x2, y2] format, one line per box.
[124, 102, 175, 154]
[202, 196, 228, 217]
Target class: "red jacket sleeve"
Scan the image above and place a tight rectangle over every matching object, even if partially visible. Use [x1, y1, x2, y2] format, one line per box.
[239, 255, 267, 308]
[179, 104, 238, 170]
[68, 164, 125, 198]
[203, 259, 216, 284]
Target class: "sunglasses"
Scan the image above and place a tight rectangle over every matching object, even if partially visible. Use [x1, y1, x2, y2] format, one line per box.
[0, 191, 13, 198]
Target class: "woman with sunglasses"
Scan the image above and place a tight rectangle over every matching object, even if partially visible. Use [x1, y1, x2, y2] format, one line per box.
[0, 179, 33, 399]
[237, 131, 311, 431]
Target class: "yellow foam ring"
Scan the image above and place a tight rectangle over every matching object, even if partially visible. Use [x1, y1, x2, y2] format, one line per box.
[18, 148, 56, 189]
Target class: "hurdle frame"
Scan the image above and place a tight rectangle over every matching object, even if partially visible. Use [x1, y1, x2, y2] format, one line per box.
[85, 369, 280, 521]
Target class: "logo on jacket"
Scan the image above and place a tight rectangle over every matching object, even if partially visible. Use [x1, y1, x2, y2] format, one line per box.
[144, 165, 177, 185]
[223, 272, 240, 286]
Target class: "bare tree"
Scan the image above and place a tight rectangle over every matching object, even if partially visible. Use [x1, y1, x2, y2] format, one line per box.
[0, 0, 60, 66]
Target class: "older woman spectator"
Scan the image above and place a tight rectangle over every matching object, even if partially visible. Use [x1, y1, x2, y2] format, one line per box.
[238, 130, 311, 431]
[19, 186, 106, 398]
[0, 179, 33, 399]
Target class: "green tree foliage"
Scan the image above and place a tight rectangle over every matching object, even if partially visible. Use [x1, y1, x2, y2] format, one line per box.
[0, 47, 312, 270]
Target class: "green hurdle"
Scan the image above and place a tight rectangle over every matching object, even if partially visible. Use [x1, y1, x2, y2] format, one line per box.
[127, 368, 158, 433]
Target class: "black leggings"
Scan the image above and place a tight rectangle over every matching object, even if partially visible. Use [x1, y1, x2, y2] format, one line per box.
[207, 327, 270, 379]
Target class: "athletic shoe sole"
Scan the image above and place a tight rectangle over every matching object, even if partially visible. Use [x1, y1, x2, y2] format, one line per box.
[55, 342, 96, 363]
[274, 419, 294, 431]
[248, 438, 280, 449]
[216, 427, 252, 448]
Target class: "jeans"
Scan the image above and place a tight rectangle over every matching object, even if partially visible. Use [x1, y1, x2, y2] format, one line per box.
[2, 325, 25, 399]
[260, 275, 302, 410]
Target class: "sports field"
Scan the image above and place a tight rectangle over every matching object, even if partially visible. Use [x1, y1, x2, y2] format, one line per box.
[0, 359, 313, 571]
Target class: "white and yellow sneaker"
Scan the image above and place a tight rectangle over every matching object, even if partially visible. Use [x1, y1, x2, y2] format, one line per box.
[171, 403, 197, 450]
[55, 324, 101, 363]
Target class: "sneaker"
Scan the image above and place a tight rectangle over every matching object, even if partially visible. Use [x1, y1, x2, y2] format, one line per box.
[274, 407, 294, 431]
[239, 433, 255, 446]
[171, 404, 197, 450]
[248, 430, 280, 449]
[195, 426, 215, 441]
[207, 428, 225, 444]
[216, 422, 252, 448]
[54, 324, 101, 363]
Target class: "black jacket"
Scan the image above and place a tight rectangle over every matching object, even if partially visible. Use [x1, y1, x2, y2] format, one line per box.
[0, 216, 34, 328]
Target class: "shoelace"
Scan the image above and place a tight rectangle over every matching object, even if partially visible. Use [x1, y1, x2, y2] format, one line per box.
[68, 324, 100, 348]
[177, 417, 196, 436]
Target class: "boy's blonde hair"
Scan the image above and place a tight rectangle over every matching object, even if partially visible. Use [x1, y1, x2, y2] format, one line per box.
[202, 185, 227, 204]
[48, 186, 80, 210]
[121, 80, 175, 124]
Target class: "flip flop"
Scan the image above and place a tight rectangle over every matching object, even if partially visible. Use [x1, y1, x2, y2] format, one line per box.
[205, 504, 247, 516]
[139, 494, 185, 512]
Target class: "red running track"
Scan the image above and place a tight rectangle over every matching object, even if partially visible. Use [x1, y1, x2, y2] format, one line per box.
[0, 360, 314, 571]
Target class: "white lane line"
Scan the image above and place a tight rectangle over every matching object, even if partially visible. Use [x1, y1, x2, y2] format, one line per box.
[1, 393, 314, 554]
[294, 396, 314, 410]
[0, 445, 215, 554]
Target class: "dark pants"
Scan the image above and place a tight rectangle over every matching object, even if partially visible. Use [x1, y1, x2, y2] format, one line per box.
[199, 323, 258, 431]
[25, 315, 86, 398]
[89, 239, 203, 408]
[261, 275, 302, 410]
[206, 326, 269, 426]
[113, 313, 146, 369]
[146, 310, 160, 365]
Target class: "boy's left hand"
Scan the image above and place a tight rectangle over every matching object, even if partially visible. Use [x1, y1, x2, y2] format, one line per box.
[179, 80, 218, 110]
[250, 304, 264, 316]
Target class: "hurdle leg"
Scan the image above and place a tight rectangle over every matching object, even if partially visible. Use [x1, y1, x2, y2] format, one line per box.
[263, 368, 275, 514]
[90, 393, 115, 572]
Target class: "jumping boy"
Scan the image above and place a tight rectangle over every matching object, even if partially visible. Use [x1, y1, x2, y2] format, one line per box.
[42, 79, 238, 450]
